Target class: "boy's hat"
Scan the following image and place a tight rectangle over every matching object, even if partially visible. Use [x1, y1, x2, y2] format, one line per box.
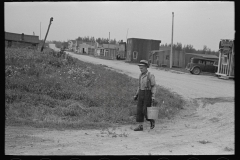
[138, 60, 149, 68]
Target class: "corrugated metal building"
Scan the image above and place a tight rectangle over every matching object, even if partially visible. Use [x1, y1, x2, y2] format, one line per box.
[126, 38, 161, 63]
[5, 32, 39, 48]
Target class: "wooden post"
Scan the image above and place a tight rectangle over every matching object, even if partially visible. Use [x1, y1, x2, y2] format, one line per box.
[40, 22, 41, 40]
[216, 49, 222, 74]
[41, 17, 53, 52]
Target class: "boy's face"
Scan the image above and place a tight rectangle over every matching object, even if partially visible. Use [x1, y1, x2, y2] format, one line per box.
[139, 65, 147, 73]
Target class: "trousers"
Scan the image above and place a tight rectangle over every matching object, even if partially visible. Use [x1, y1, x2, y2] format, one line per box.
[136, 90, 152, 122]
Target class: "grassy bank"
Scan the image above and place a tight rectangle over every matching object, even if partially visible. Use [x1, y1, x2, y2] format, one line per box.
[5, 47, 185, 130]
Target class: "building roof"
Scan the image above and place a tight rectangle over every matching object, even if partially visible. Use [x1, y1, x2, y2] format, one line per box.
[102, 44, 119, 49]
[185, 53, 218, 59]
[5, 32, 39, 44]
[159, 46, 171, 50]
[128, 37, 161, 43]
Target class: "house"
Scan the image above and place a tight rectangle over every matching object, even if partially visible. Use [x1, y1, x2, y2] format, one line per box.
[95, 43, 105, 56]
[149, 46, 219, 68]
[95, 43, 119, 59]
[68, 40, 77, 51]
[126, 38, 161, 63]
[102, 44, 119, 59]
[215, 39, 234, 78]
[149, 47, 185, 68]
[117, 40, 127, 59]
[5, 31, 39, 49]
[77, 41, 97, 55]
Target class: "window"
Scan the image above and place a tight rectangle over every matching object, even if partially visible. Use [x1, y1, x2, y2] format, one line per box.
[222, 55, 228, 65]
[133, 51, 138, 59]
[198, 60, 206, 65]
[206, 61, 214, 65]
[166, 55, 169, 60]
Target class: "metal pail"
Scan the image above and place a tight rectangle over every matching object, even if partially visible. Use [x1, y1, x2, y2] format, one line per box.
[147, 107, 159, 119]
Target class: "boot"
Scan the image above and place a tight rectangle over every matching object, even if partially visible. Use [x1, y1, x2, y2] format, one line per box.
[150, 120, 155, 129]
[134, 125, 143, 131]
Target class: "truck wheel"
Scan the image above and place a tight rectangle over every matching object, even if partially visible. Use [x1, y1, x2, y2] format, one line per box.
[192, 67, 201, 75]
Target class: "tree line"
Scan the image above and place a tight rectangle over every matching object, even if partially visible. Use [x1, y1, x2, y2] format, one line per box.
[160, 42, 219, 56]
[76, 36, 121, 44]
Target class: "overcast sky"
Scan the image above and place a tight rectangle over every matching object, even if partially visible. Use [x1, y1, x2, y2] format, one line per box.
[5, 1, 234, 51]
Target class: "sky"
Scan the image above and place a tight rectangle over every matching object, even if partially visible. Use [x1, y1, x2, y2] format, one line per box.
[5, 1, 235, 51]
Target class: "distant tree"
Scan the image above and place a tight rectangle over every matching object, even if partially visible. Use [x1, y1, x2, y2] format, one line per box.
[183, 44, 196, 53]
[62, 41, 68, 49]
[96, 37, 101, 44]
[202, 45, 208, 54]
[76, 36, 83, 41]
[173, 42, 182, 51]
[90, 36, 95, 42]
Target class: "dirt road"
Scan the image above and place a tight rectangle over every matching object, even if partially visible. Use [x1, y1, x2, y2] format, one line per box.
[5, 52, 235, 155]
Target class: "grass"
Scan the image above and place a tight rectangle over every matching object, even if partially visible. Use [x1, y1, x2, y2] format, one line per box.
[5, 47, 186, 130]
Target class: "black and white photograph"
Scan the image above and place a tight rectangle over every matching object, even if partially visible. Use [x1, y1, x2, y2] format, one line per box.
[5, 1, 234, 155]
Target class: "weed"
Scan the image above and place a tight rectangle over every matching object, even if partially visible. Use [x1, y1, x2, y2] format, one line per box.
[5, 47, 185, 129]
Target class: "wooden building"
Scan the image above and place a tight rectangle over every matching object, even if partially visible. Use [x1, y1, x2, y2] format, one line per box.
[96, 44, 119, 59]
[68, 40, 77, 51]
[126, 38, 161, 63]
[149, 47, 185, 68]
[215, 39, 234, 78]
[118, 40, 127, 59]
[149, 46, 219, 68]
[77, 41, 96, 55]
[5, 32, 39, 49]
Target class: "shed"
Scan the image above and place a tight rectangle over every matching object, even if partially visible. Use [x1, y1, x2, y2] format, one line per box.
[215, 39, 234, 78]
[149, 48, 185, 68]
[118, 41, 126, 59]
[126, 38, 161, 63]
[77, 41, 96, 55]
[102, 44, 119, 59]
[5, 32, 39, 48]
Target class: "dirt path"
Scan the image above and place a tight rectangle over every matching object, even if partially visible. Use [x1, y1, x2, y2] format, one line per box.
[5, 52, 235, 155]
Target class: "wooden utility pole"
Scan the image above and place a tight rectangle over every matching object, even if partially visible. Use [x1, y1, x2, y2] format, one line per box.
[108, 32, 110, 58]
[126, 28, 129, 43]
[41, 17, 53, 52]
[40, 22, 41, 40]
[170, 12, 174, 68]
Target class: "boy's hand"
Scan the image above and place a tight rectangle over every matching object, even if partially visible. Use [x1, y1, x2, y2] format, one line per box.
[134, 95, 138, 101]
